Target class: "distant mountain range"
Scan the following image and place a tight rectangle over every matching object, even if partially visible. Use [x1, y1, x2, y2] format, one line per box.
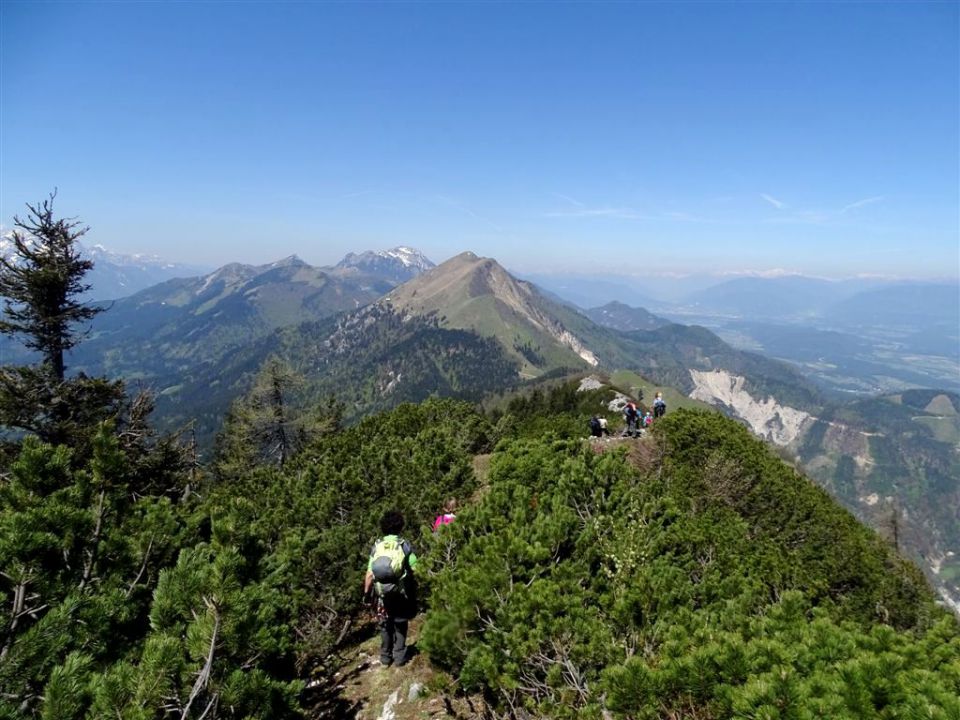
[678, 275, 888, 319]
[3, 241, 957, 613]
[544, 273, 959, 397]
[584, 301, 670, 332]
[520, 272, 665, 309]
[67, 247, 434, 384]
[69, 255, 378, 381]
[0, 235, 211, 301]
[83, 245, 212, 301]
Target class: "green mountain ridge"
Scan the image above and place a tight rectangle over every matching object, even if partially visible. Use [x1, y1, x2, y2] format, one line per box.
[585, 300, 671, 331]
[153, 304, 523, 446]
[420, 398, 958, 719]
[52, 249, 960, 615]
[66, 256, 387, 386]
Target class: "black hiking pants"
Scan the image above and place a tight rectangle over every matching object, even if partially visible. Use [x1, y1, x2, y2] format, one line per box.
[379, 615, 408, 665]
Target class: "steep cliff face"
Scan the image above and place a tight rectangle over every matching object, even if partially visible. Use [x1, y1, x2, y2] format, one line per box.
[689, 368, 813, 446]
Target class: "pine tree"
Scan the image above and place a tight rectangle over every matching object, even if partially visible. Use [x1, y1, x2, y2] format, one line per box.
[0, 424, 192, 716]
[0, 194, 123, 447]
[215, 357, 341, 477]
[0, 193, 99, 382]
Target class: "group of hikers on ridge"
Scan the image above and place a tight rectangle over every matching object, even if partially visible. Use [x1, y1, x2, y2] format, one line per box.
[364, 500, 457, 668]
[590, 391, 667, 438]
[367, 391, 669, 669]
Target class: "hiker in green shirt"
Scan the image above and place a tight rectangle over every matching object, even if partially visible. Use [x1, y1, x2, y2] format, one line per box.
[364, 510, 418, 667]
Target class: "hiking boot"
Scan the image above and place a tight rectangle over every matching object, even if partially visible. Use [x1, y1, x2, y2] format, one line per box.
[379, 656, 393, 667]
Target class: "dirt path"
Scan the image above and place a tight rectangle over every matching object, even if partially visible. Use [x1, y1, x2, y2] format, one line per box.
[306, 619, 483, 720]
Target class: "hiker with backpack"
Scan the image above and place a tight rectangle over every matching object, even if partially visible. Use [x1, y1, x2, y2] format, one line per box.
[598, 415, 610, 436]
[364, 510, 418, 667]
[624, 402, 640, 437]
[589, 415, 602, 437]
[653, 392, 667, 419]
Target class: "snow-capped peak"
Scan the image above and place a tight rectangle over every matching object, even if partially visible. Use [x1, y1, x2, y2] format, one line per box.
[0, 231, 43, 259]
[334, 247, 435, 283]
[379, 246, 432, 269]
[2, 237, 210, 300]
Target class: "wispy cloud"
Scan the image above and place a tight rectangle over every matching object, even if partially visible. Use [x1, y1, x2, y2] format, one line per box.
[552, 192, 586, 209]
[432, 195, 504, 233]
[760, 193, 786, 210]
[760, 194, 886, 226]
[545, 195, 716, 223]
[840, 195, 884, 214]
[718, 267, 804, 278]
[545, 206, 649, 220]
[339, 189, 377, 200]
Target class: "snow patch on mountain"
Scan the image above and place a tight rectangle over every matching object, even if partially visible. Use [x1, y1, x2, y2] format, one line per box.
[2, 236, 207, 299]
[333, 247, 435, 286]
[689, 369, 812, 446]
[381, 246, 431, 269]
[0, 231, 43, 259]
[87, 244, 166, 267]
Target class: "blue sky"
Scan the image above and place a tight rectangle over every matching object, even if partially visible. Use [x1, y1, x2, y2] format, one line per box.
[1, 1, 957, 278]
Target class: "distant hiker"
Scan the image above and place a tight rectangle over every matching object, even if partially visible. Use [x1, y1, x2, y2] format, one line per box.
[624, 402, 640, 437]
[432, 498, 457, 531]
[589, 415, 602, 437]
[598, 416, 610, 436]
[653, 392, 667, 419]
[643, 411, 653, 428]
[364, 510, 418, 667]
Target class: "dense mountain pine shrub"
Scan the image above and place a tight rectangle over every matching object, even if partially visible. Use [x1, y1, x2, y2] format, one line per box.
[1, 365, 957, 718]
[420, 408, 959, 719]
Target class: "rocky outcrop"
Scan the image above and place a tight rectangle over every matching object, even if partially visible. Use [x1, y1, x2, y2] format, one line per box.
[689, 369, 813, 446]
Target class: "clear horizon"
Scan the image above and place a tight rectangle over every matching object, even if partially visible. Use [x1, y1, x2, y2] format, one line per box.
[2, 2, 957, 280]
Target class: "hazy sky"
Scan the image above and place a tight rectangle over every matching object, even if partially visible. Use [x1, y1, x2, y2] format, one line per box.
[2, 1, 957, 279]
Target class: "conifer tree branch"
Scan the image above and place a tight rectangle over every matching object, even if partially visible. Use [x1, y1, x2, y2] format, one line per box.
[79, 489, 106, 590]
[0, 579, 28, 661]
[124, 536, 155, 599]
[180, 599, 221, 720]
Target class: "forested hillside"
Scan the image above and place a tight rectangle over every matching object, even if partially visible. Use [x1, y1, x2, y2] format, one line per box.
[154, 303, 523, 446]
[1, 201, 957, 719]
[2, 376, 958, 719]
[67, 256, 383, 384]
[798, 389, 960, 610]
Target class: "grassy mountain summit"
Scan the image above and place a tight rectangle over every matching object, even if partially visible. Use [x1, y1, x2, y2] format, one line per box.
[384, 251, 604, 377]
